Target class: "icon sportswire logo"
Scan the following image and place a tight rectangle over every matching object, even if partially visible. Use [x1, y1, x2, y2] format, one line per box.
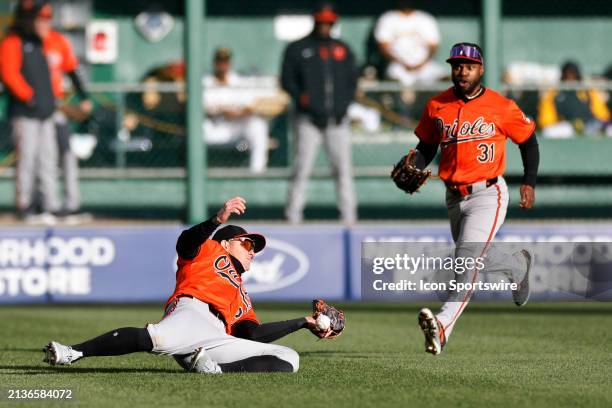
[244, 239, 309, 293]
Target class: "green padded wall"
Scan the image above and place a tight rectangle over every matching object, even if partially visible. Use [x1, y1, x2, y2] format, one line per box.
[96, 16, 609, 82]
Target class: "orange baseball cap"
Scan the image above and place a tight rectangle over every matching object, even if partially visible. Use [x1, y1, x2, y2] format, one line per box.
[37, 3, 53, 19]
[313, 5, 338, 24]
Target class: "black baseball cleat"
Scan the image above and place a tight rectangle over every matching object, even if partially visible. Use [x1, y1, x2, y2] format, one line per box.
[512, 249, 533, 307]
[418, 308, 446, 356]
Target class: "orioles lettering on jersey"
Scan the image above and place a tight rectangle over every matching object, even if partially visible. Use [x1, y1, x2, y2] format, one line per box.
[436, 116, 496, 146]
[415, 88, 535, 185]
[213, 254, 253, 320]
[166, 240, 259, 333]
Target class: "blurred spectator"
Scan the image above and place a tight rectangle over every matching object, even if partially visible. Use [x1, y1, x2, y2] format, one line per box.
[374, 0, 444, 87]
[203, 47, 271, 174]
[503, 62, 560, 122]
[281, 3, 358, 224]
[124, 55, 282, 171]
[604, 65, 612, 137]
[347, 102, 381, 133]
[54, 99, 93, 224]
[538, 61, 610, 138]
[48, 29, 93, 222]
[123, 61, 186, 167]
[0, 0, 61, 223]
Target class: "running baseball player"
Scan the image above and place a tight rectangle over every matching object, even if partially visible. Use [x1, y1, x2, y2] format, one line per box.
[392, 43, 539, 355]
[43, 197, 344, 373]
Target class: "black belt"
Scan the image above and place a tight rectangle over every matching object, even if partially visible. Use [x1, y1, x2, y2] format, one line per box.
[447, 177, 498, 197]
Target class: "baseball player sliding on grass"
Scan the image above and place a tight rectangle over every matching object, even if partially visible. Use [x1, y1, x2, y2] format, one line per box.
[43, 197, 341, 373]
[393, 43, 540, 355]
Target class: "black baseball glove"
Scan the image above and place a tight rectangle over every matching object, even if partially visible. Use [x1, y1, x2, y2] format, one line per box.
[391, 149, 432, 194]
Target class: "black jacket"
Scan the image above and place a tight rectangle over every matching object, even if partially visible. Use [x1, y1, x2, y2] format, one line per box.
[281, 32, 357, 128]
[0, 28, 55, 119]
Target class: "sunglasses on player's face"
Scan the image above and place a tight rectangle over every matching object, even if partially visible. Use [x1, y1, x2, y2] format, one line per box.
[231, 237, 255, 252]
[449, 44, 483, 62]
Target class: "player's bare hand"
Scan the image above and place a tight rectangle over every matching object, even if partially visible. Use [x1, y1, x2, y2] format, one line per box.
[79, 99, 93, 115]
[305, 316, 332, 339]
[216, 196, 246, 224]
[519, 184, 535, 209]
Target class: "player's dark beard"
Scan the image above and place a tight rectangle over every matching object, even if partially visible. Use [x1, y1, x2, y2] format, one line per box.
[452, 77, 481, 98]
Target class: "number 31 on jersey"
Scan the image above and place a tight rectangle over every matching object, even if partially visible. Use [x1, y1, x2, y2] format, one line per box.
[477, 142, 495, 163]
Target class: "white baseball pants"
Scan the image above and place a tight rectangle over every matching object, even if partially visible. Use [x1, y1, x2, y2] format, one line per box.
[436, 177, 528, 340]
[146, 297, 299, 372]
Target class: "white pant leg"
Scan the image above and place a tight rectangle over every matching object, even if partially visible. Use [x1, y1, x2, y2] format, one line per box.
[146, 297, 231, 355]
[204, 116, 269, 174]
[324, 119, 357, 224]
[173, 337, 299, 373]
[208, 338, 299, 372]
[412, 61, 446, 84]
[243, 115, 269, 174]
[285, 115, 323, 224]
[54, 111, 81, 212]
[455, 177, 525, 280]
[436, 178, 509, 340]
[149, 297, 300, 372]
[12, 117, 38, 212]
[386, 61, 446, 87]
[386, 62, 417, 87]
[203, 119, 240, 145]
[36, 117, 60, 213]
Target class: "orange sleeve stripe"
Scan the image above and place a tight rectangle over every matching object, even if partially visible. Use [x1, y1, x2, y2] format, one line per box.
[0, 35, 34, 102]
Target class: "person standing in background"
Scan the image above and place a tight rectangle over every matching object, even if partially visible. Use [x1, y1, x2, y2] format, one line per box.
[0, 0, 60, 224]
[51, 41, 93, 222]
[281, 3, 358, 224]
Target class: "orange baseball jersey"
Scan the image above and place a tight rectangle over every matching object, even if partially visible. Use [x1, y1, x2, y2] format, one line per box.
[44, 30, 79, 98]
[165, 240, 258, 334]
[0, 30, 78, 102]
[415, 87, 535, 185]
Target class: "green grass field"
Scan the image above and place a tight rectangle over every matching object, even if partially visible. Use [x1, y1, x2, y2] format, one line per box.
[1, 302, 611, 408]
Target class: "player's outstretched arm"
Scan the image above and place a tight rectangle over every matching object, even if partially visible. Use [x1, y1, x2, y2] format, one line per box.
[518, 133, 539, 209]
[231, 300, 344, 342]
[176, 196, 247, 259]
[231, 318, 313, 343]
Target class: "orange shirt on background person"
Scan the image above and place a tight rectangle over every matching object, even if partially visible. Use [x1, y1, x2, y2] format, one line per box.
[43, 30, 78, 98]
[0, 33, 36, 102]
[415, 88, 535, 186]
[0, 30, 78, 102]
[165, 240, 259, 335]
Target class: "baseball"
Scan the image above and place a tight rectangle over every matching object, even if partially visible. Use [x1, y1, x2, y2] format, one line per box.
[316, 314, 331, 331]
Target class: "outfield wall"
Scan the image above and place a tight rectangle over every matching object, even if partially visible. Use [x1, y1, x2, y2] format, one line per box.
[0, 223, 611, 304]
